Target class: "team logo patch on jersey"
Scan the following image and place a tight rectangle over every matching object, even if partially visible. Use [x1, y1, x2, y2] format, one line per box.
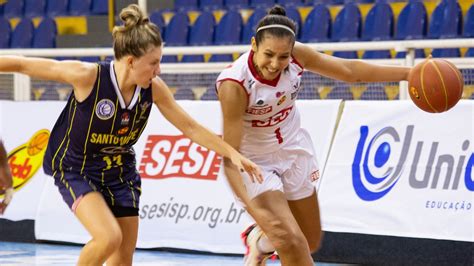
[246, 106, 272, 115]
[95, 99, 115, 120]
[277, 95, 287, 105]
[118, 127, 129, 135]
[137, 101, 151, 122]
[121, 112, 130, 125]
[100, 146, 132, 154]
[291, 89, 299, 100]
[248, 78, 255, 89]
[290, 79, 301, 100]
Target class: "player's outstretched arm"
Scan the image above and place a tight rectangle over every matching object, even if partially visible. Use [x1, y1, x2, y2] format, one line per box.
[0, 56, 97, 101]
[292, 42, 411, 83]
[151, 77, 263, 184]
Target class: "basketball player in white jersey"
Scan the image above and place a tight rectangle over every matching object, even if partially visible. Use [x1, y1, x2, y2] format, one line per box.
[0, 140, 13, 215]
[216, 5, 412, 266]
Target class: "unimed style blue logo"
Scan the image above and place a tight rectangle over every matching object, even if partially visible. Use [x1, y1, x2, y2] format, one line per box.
[352, 125, 474, 202]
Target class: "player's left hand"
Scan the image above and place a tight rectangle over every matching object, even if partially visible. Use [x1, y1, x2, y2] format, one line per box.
[229, 152, 263, 184]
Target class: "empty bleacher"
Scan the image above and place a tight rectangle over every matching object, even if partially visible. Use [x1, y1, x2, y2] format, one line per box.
[0, 0, 473, 101]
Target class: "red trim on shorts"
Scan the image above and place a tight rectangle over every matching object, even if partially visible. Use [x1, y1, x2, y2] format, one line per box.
[71, 195, 84, 213]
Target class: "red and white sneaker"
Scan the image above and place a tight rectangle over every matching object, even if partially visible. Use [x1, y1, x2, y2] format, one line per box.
[241, 224, 275, 266]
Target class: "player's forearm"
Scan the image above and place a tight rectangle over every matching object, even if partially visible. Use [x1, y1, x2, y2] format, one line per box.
[0, 56, 24, 73]
[183, 123, 237, 160]
[348, 60, 411, 82]
[223, 158, 252, 205]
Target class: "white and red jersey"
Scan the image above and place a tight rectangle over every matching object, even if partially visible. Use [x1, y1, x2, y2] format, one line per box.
[216, 51, 306, 155]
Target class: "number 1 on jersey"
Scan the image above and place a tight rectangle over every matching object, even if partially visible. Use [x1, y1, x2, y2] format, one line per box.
[274, 127, 283, 144]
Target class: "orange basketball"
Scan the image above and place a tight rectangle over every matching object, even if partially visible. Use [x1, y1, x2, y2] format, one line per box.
[408, 58, 463, 113]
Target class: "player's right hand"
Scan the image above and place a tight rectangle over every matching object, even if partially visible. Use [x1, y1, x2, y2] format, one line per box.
[0, 187, 13, 215]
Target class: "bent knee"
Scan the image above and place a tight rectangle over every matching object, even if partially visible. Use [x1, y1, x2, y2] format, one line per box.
[270, 229, 307, 252]
[97, 227, 123, 251]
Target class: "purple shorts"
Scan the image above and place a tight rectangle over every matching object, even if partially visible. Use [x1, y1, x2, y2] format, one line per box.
[52, 168, 141, 213]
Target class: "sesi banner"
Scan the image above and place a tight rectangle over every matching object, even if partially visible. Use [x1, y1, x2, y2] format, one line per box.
[319, 100, 473, 242]
[140, 135, 221, 180]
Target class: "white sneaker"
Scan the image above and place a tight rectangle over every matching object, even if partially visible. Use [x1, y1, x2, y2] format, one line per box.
[241, 224, 275, 266]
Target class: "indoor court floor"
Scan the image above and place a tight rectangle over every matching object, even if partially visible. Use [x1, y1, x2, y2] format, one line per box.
[0, 241, 347, 265]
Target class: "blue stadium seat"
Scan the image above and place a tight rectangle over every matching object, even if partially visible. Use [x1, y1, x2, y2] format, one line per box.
[463, 4, 474, 57]
[182, 11, 215, 63]
[69, 0, 91, 15]
[162, 12, 189, 63]
[4, 0, 24, 18]
[331, 2, 361, 58]
[79, 56, 101, 62]
[0, 18, 11, 48]
[395, 0, 427, 58]
[24, 0, 46, 18]
[241, 9, 266, 44]
[326, 83, 353, 100]
[327, 0, 344, 5]
[276, 0, 304, 7]
[201, 87, 218, 100]
[362, 0, 394, 59]
[174, 0, 198, 11]
[360, 85, 389, 100]
[33, 17, 57, 48]
[150, 10, 165, 37]
[210, 10, 243, 62]
[361, 1, 394, 40]
[224, 0, 250, 9]
[199, 0, 224, 11]
[174, 87, 196, 100]
[250, 0, 276, 9]
[464, 4, 474, 38]
[285, 7, 301, 37]
[46, 0, 69, 17]
[11, 19, 34, 48]
[298, 86, 319, 99]
[300, 4, 331, 42]
[91, 0, 108, 15]
[429, 0, 462, 57]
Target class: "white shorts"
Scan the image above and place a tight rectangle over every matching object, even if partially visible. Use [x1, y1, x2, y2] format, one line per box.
[240, 129, 319, 201]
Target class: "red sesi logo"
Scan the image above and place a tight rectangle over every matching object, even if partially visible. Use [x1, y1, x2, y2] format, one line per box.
[139, 135, 222, 180]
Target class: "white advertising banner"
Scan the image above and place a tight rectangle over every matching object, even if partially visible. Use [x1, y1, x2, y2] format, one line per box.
[35, 100, 341, 253]
[319, 100, 474, 242]
[0, 101, 61, 221]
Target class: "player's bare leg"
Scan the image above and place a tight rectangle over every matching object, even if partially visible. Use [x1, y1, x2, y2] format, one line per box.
[75, 192, 123, 265]
[247, 190, 313, 266]
[288, 189, 323, 253]
[106, 216, 139, 265]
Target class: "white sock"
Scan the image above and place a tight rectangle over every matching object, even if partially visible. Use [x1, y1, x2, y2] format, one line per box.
[257, 234, 275, 254]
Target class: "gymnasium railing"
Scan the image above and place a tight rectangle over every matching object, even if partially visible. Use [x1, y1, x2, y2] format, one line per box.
[0, 38, 473, 101]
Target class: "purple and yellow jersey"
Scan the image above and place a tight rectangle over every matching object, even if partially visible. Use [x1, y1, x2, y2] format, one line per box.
[43, 61, 153, 181]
